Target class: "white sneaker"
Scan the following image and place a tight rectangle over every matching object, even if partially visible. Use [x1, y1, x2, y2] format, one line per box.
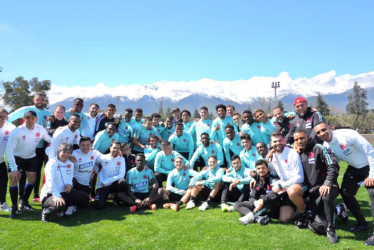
[65, 205, 76, 215]
[186, 200, 195, 210]
[227, 205, 234, 212]
[199, 202, 209, 211]
[239, 212, 255, 225]
[221, 203, 229, 212]
[0, 202, 12, 212]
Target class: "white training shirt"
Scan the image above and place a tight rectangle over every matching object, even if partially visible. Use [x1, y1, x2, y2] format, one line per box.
[324, 129, 374, 178]
[6, 124, 51, 171]
[45, 125, 81, 160]
[82, 113, 101, 140]
[96, 154, 126, 187]
[72, 149, 102, 186]
[40, 157, 74, 200]
[0, 121, 16, 163]
[270, 146, 304, 189]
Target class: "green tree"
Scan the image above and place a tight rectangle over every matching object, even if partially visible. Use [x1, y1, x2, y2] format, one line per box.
[158, 101, 164, 119]
[277, 100, 284, 111]
[315, 93, 330, 117]
[193, 108, 199, 118]
[346, 82, 368, 130]
[165, 107, 172, 118]
[2, 76, 51, 111]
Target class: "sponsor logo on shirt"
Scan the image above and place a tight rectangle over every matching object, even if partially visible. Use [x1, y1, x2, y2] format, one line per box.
[79, 161, 93, 170]
[135, 181, 147, 188]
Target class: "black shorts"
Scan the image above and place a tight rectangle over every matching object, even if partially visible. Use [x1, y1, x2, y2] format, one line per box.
[168, 192, 183, 201]
[133, 192, 150, 200]
[8, 156, 39, 172]
[73, 178, 90, 195]
[279, 192, 296, 209]
[200, 186, 222, 202]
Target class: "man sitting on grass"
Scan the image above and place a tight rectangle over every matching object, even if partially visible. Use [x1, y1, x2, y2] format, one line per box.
[41, 143, 87, 222]
[220, 155, 252, 212]
[162, 156, 198, 211]
[234, 159, 279, 226]
[186, 155, 225, 211]
[117, 154, 163, 212]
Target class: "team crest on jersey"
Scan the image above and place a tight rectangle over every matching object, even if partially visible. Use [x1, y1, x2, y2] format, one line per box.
[125, 126, 128, 130]
[65, 137, 69, 141]
[340, 144, 346, 150]
[183, 173, 186, 177]
[253, 153, 256, 157]
[257, 125, 261, 129]
[171, 159, 174, 162]
[237, 143, 240, 146]
[307, 117, 312, 122]
[79, 158, 82, 162]
[116, 161, 121, 166]
[90, 155, 94, 160]
[207, 124, 210, 127]
[75, 134, 78, 139]
[168, 132, 171, 134]
[273, 122, 277, 126]
[5, 130, 9, 136]
[285, 159, 288, 163]
[183, 139, 187, 142]
[308, 152, 315, 158]
[36, 132, 40, 137]
[211, 150, 215, 154]
[211, 141, 214, 144]
[112, 139, 115, 142]
[67, 164, 71, 168]
[288, 124, 291, 129]
[43, 115, 47, 119]
[143, 175, 147, 179]
[22, 135, 26, 140]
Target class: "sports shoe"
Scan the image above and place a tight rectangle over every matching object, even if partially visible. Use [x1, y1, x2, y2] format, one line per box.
[296, 212, 309, 229]
[149, 204, 157, 210]
[221, 203, 229, 212]
[41, 209, 50, 223]
[171, 204, 179, 212]
[65, 205, 76, 215]
[337, 203, 348, 223]
[19, 203, 36, 211]
[349, 223, 370, 232]
[163, 203, 173, 209]
[186, 200, 195, 210]
[239, 212, 255, 225]
[227, 206, 234, 212]
[10, 206, 19, 219]
[90, 196, 95, 202]
[256, 215, 270, 226]
[0, 202, 12, 212]
[365, 234, 374, 246]
[199, 202, 209, 211]
[32, 197, 40, 202]
[326, 225, 339, 244]
[130, 205, 137, 213]
[113, 199, 119, 206]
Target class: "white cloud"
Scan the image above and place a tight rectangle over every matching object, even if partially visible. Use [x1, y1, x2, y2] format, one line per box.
[48, 71, 374, 105]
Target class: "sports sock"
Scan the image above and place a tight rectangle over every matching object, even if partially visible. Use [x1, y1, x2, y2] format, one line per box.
[176, 201, 183, 206]
[190, 196, 195, 202]
[164, 199, 171, 203]
[336, 206, 341, 215]
[9, 186, 18, 207]
[206, 195, 213, 204]
[23, 183, 34, 204]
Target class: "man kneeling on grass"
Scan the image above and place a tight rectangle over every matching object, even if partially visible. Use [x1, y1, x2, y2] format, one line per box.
[41, 143, 87, 222]
[186, 155, 225, 211]
[220, 155, 252, 212]
[117, 154, 163, 212]
[234, 159, 279, 226]
[162, 156, 198, 211]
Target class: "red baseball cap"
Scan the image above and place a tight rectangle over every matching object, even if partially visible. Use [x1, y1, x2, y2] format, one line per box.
[294, 97, 307, 106]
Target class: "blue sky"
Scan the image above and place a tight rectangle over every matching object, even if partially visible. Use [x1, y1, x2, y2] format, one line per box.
[0, 0, 373, 87]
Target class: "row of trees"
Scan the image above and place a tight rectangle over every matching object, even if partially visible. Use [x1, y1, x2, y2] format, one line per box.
[0, 77, 372, 132]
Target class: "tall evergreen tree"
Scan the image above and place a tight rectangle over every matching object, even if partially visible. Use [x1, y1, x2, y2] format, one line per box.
[158, 101, 164, 119]
[346, 82, 368, 130]
[193, 108, 199, 118]
[277, 100, 284, 110]
[315, 93, 330, 117]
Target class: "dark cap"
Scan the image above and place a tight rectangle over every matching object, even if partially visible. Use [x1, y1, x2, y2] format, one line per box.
[24, 110, 37, 118]
[172, 108, 180, 113]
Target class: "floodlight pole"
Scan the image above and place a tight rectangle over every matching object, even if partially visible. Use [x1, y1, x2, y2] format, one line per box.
[271, 81, 280, 100]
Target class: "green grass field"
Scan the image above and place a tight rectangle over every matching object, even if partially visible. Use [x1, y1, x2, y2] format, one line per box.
[0, 162, 373, 249]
